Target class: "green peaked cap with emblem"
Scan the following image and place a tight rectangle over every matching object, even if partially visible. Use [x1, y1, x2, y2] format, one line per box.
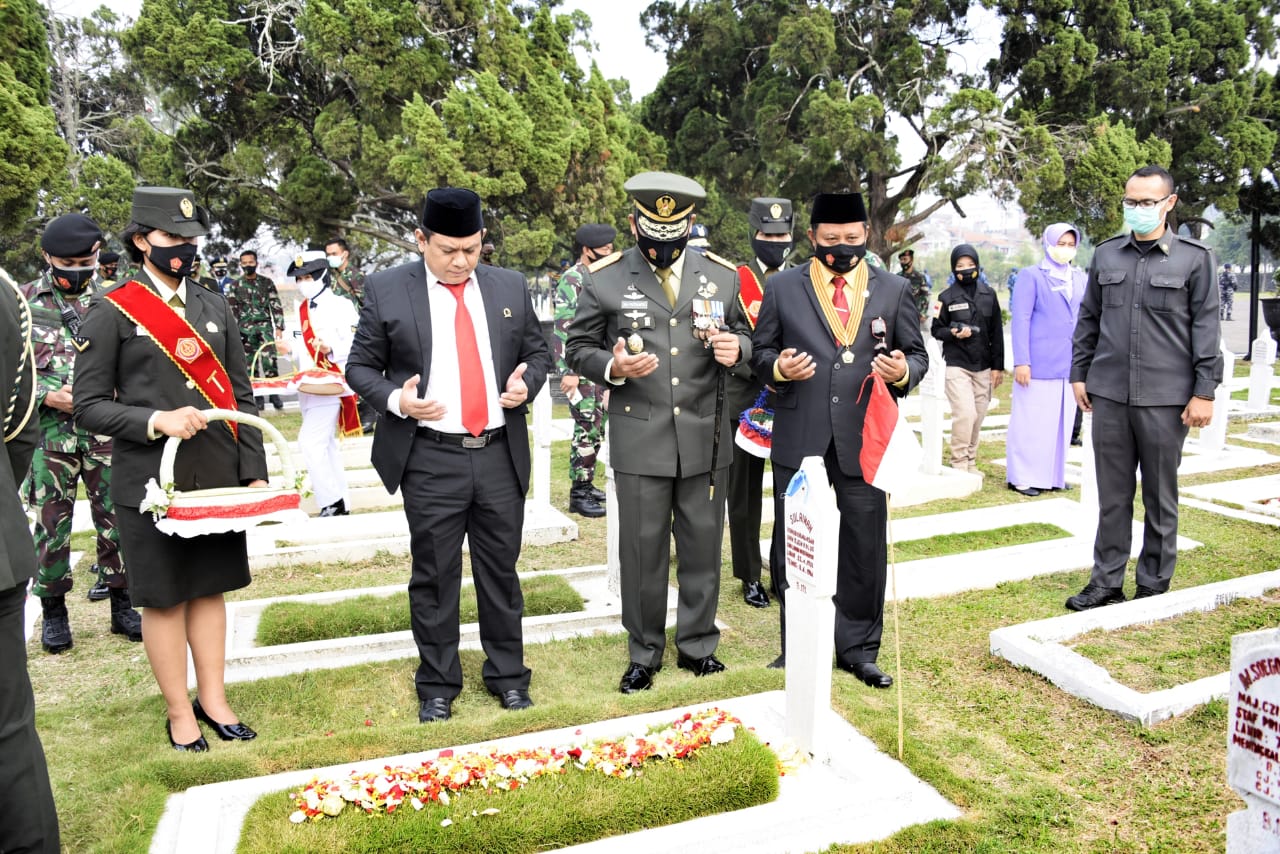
[130, 187, 210, 237]
[624, 172, 705, 223]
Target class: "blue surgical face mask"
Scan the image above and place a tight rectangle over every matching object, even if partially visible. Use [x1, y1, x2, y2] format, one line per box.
[1124, 206, 1165, 236]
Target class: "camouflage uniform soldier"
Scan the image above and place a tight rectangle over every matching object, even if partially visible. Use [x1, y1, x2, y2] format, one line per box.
[898, 249, 931, 327]
[98, 250, 120, 284]
[228, 249, 285, 410]
[1219, 263, 1238, 321]
[22, 213, 142, 653]
[324, 237, 366, 309]
[554, 223, 616, 518]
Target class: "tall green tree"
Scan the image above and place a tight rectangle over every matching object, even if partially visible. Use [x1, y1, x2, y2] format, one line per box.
[989, 0, 1279, 239]
[639, 0, 1029, 262]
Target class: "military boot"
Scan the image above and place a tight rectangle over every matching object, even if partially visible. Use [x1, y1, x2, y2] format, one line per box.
[86, 564, 110, 601]
[587, 484, 606, 503]
[568, 482, 606, 518]
[40, 595, 73, 654]
[109, 587, 143, 642]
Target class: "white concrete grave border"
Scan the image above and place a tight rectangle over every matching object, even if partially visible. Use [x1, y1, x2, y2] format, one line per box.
[990, 570, 1280, 726]
[149, 691, 960, 854]
[1181, 474, 1280, 521]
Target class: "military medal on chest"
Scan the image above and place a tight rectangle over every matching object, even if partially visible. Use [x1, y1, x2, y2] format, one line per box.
[690, 298, 725, 347]
[695, 275, 717, 299]
[627, 332, 645, 353]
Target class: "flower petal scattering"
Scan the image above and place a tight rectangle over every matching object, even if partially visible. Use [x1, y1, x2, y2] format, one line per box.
[288, 708, 744, 824]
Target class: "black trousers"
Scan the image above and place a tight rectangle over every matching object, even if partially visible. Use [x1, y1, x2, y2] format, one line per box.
[0, 583, 60, 854]
[399, 434, 530, 700]
[770, 443, 888, 665]
[1089, 396, 1189, 592]
[726, 442, 766, 584]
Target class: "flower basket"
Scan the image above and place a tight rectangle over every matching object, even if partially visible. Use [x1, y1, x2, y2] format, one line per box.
[734, 388, 773, 459]
[142, 408, 307, 537]
[249, 340, 297, 398]
[287, 367, 352, 397]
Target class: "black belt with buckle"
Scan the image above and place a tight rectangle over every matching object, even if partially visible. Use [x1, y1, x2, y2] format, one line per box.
[416, 425, 506, 448]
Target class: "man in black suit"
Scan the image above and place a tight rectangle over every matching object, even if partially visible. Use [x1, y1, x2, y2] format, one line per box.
[346, 188, 551, 722]
[0, 271, 61, 852]
[751, 192, 928, 687]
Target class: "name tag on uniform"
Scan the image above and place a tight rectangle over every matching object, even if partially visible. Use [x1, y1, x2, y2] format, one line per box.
[950, 301, 970, 311]
[621, 299, 649, 309]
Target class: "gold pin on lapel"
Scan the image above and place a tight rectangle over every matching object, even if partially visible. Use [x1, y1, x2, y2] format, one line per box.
[503, 308, 512, 318]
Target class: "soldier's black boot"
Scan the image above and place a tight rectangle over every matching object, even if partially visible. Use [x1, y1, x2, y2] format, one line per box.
[587, 483, 606, 503]
[40, 595, 73, 654]
[109, 587, 144, 642]
[86, 564, 110, 601]
[568, 482, 606, 518]
[269, 394, 284, 411]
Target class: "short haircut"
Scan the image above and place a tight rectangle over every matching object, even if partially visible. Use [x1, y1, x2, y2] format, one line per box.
[325, 237, 349, 252]
[239, 249, 258, 261]
[1130, 165, 1175, 194]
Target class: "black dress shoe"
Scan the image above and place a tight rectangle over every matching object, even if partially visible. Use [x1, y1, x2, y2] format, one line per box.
[677, 653, 727, 676]
[490, 688, 534, 711]
[619, 662, 655, 694]
[193, 699, 257, 741]
[1133, 585, 1165, 600]
[839, 661, 893, 689]
[1065, 583, 1126, 611]
[167, 720, 209, 752]
[317, 499, 349, 517]
[1006, 483, 1041, 497]
[742, 581, 770, 608]
[418, 697, 452, 723]
[767, 654, 785, 669]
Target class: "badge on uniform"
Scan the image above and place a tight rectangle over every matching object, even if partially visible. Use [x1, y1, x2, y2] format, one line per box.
[696, 275, 717, 299]
[71, 335, 90, 353]
[135, 324, 151, 338]
[624, 309, 653, 330]
[627, 332, 645, 353]
[205, 321, 217, 333]
[502, 307, 512, 318]
[624, 284, 644, 301]
[690, 298, 725, 347]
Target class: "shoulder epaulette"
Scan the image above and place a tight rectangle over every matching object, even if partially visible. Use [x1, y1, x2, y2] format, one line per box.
[1176, 234, 1211, 251]
[702, 251, 739, 272]
[587, 251, 623, 273]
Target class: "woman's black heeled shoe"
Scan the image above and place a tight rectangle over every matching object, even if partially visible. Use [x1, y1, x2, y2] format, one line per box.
[167, 719, 209, 752]
[193, 698, 258, 741]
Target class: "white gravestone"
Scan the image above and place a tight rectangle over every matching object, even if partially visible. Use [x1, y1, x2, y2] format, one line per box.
[1250, 337, 1279, 411]
[531, 385, 552, 508]
[1078, 411, 1099, 526]
[1227, 627, 1280, 853]
[782, 455, 840, 759]
[918, 338, 946, 476]
[1201, 344, 1235, 453]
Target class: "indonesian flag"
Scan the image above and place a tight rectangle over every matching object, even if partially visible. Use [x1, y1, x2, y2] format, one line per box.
[858, 372, 922, 496]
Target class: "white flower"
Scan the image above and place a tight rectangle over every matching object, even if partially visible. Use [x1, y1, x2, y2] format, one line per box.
[441, 818, 453, 827]
[139, 478, 171, 516]
[411, 797, 424, 811]
[709, 723, 737, 745]
[320, 795, 344, 817]
[289, 810, 307, 824]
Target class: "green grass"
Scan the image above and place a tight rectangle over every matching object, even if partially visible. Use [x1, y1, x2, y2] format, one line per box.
[27, 413, 1280, 853]
[236, 727, 778, 853]
[892, 522, 1071, 562]
[1071, 590, 1280, 692]
[256, 575, 585, 645]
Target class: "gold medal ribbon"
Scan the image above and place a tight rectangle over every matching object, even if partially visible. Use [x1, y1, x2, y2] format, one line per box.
[809, 257, 869, 348]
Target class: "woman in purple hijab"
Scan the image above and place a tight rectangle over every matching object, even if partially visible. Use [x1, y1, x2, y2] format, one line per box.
[1006, 223, 1087, 495]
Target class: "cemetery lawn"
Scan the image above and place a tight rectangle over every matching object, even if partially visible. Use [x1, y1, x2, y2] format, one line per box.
[27, 413, 1280, 853]
[236, 725, 779, 854]
[891, 523, 1070, 562]
[1071, 590, 1280, 692]
[255, 575, 585, 645]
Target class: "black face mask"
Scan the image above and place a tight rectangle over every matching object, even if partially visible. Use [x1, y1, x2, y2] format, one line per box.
[752, 237, 792, 270]
[954, 269, 979, 286]
[241, 264, 257, 276]
[100, 265, 117, 280]
[636, 234, 688, 270]
[816, 242, 866, 275]
[50, 265, 95, 295]
[147, 242, 200, 280]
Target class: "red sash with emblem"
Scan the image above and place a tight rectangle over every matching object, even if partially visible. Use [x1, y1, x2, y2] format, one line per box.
[105, 281, 238, 439]
[299, 300, 362, 438]
[736, 265, 766, 330]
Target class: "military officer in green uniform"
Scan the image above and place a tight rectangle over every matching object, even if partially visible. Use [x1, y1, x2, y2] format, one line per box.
[324, 237, 375, 431]
[20, 213, 142, 653]
[554, 223, 616, 518]
[898, 249, 931, 327]
[227, 249, 285, 410]
[565, 172, 753, 693]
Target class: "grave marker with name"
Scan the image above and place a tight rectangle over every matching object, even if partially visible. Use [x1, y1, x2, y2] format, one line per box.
[1227, 627, 1280, 853]
[1201, 343, 1234, 453]
[1250, 337, 1279, 411]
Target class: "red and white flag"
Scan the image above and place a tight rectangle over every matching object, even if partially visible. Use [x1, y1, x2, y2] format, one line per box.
[858, 372, 922, 496]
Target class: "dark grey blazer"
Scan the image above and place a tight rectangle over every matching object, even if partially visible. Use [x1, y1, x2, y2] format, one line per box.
[73, 271, 267, 506]
[1, 278, 37, 589]
[346, 260, 551, 494]
[751, 261, 928, 477]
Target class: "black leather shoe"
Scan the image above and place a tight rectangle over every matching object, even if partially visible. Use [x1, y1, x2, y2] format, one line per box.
[619, 662, 655, 694]
[677, 653, 727, 676]
[491, 688, 533, 711]
[587, 485, 606, 503]
[317, 499, 349, 517]
[840, 660, 893, 689]
[767, 654, 785, 669]
[1070, 437, 1083, 447]
[1133, 585, 1165, 600]
[1006, 483, 1041, 497]
[87, 565, 110, 601]
[1065, 583, 1126, 611]
[167, 720, 209, 752]
[742, 581, 770, 608]
[418, 697, 452, 723]
[568, 484, 606, 518]
[193, 699, 257, 741]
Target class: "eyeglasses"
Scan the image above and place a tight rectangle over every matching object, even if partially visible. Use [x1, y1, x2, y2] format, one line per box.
[1121, 194, 1171, 210]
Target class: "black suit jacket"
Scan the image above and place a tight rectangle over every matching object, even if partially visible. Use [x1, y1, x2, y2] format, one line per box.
[346, 261, 551, 494]
[73, 272, 268, 506]
[1, 277, 37, 588]
[750, 261, 928, 477]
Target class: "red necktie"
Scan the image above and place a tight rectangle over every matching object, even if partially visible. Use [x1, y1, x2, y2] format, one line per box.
[442, 281, 487, 437]
[832, 276, 850, 325]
